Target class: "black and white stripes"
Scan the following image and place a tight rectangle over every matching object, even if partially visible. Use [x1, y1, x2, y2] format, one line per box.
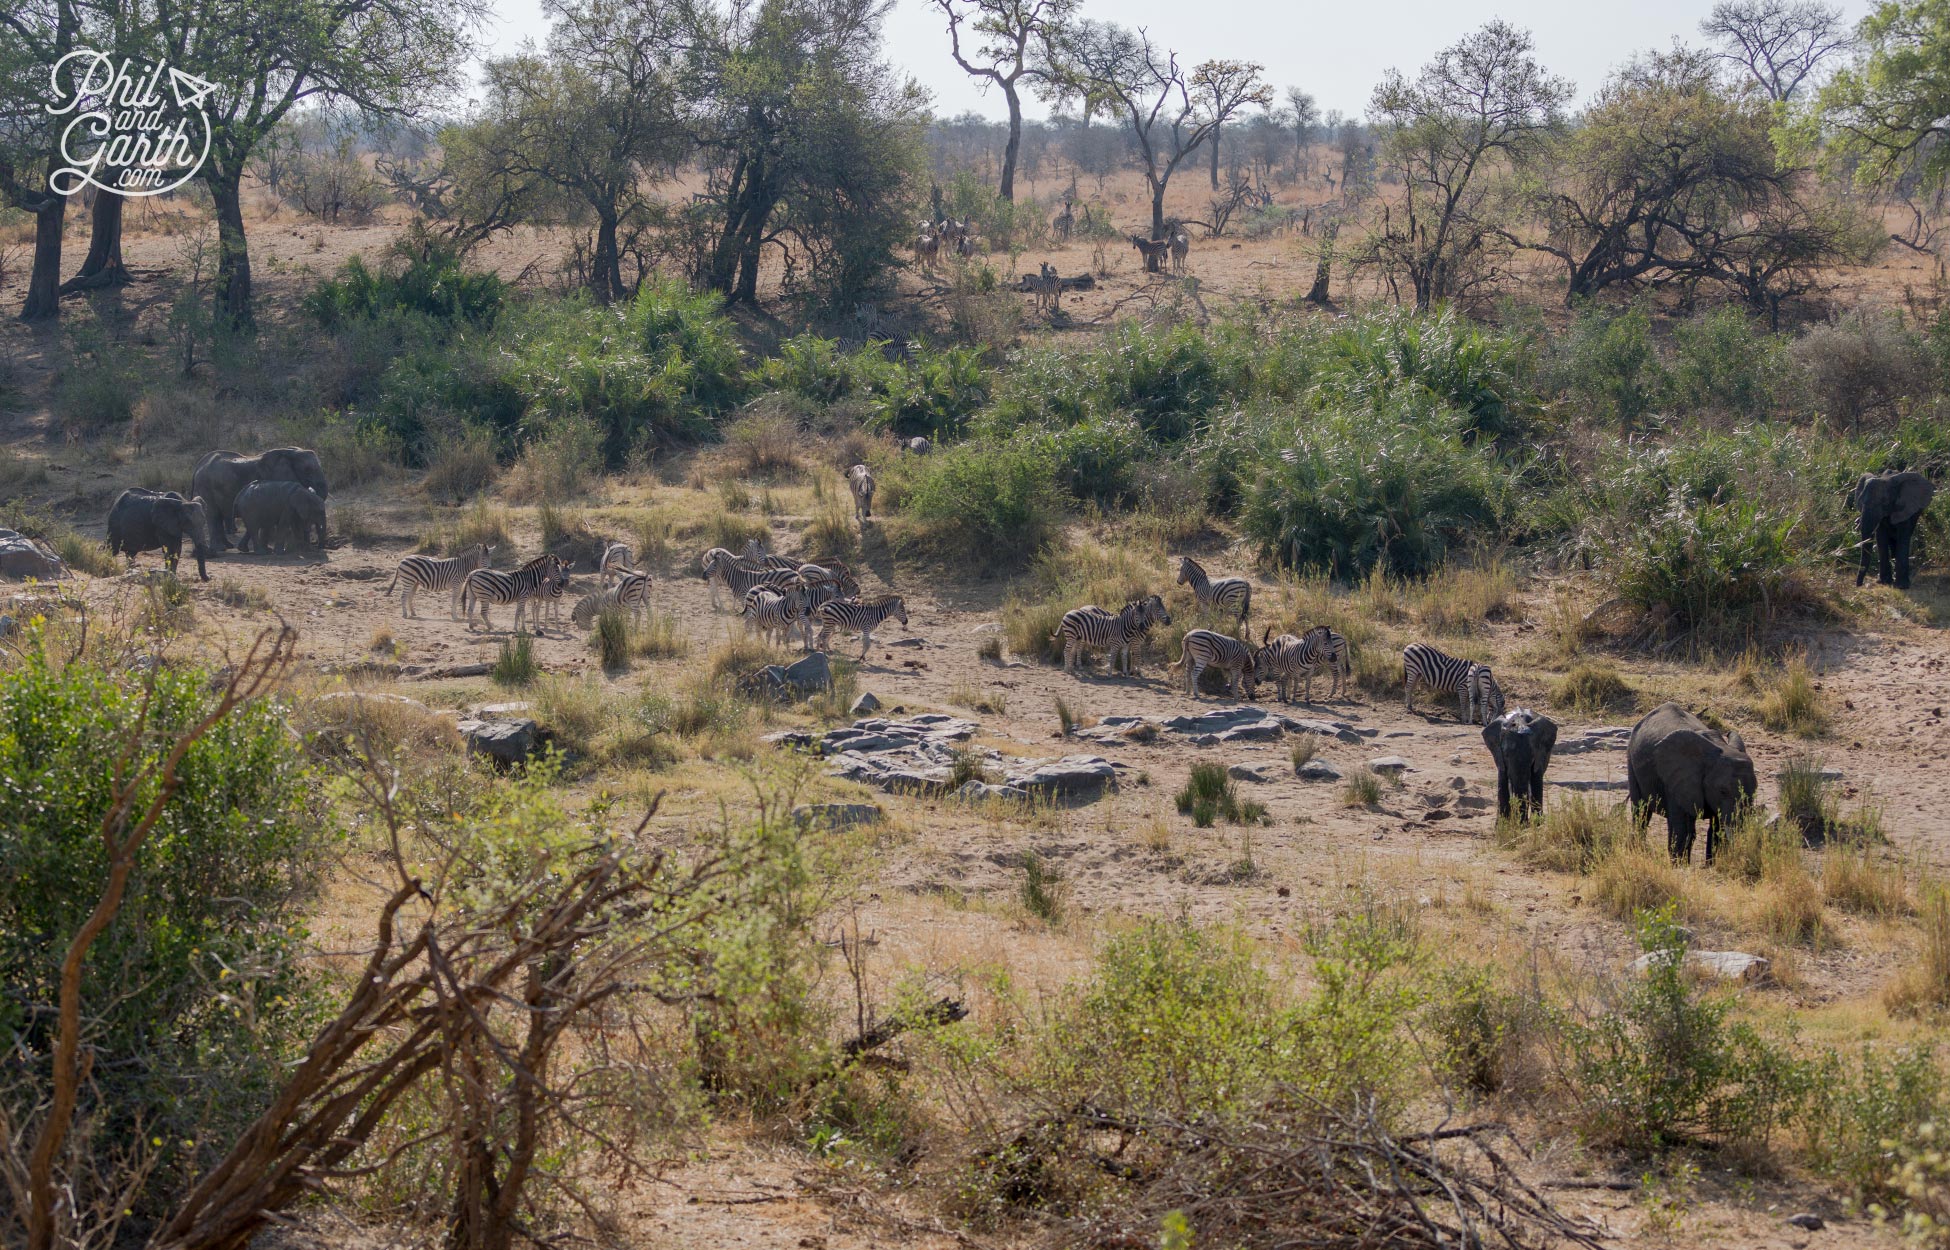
[461, 554, 566, 632]
[386, 543, 495, 619]
[814, 595, 907, 657]
[1170, 628, 1258, 699]
[1053, 595, 1171, 676]
[1251, 624, 1349, 703]
[743, 584, 812, 650]
[1404, 642, 1504, 724]
[1176, 556, 1251, 626]
[847, 464, 875, 521]
[572, 571, 652, 627]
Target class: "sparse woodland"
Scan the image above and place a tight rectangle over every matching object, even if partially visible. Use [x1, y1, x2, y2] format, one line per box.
[10, 0, 1950, 1247]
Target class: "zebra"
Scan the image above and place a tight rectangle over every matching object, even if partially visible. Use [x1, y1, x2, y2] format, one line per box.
[738, 538, 799, 572]
[1403, 642, 1506, 724]
[742, 585, 812, 650]
[847, 464, 875, 522]
[800, 560, 860, 598]
[1052, 595, 1170, 677]
[572, 571, 652, 628]
[1131, 234, 1170, 272]
[1032, 262, 1061, 313]
[1251, 625, 1349, 703]
[813, 595, 907, 657]
[1169, 228, 1189, 275]
[1175, 556, 1251, 627]
[385, 543, 494, 619]
[708, 561, 802, 610]
[599, 542, 636, 587]
[1170, 628, 1258, 700]
[461, 554, 566, 633]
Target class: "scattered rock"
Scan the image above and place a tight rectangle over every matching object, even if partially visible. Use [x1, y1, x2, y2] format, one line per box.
[1454, 794, 1493, 811]
[1786, 1214, 1824, 1232]
[1227, 762, 1280, 784]
[476, 701, 532, 718]
[1367, 756, 1411, 774]
[1285, 718, 1367, 745]
[850, 692, 883, 715]
[792, 803, 884, 830]
[315, 690, 434, 716]
[458, 717, 553, 770]
[1550, 779, 1629, 792]
[1424, 810, 1454, 822]
[0, 532, 69, 581]
[1163, 706, 1286, 742]
[1556, 727, 1631, 754]
[954, 779, 1031, 803]
[1297, 759, 1344, 783]
[743, 651, 835, 700]
[1004, 754, 1121, 798]
[1383, 730, 1414, 739]
[1629, 948, 1770, 983]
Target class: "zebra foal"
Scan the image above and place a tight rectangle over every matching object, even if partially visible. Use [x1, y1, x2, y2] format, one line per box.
[1403, 642, 1505, 724]
[1052, 595, 1170, 677]
[813, 595, 907, 657]
[386, 542, 494, 619]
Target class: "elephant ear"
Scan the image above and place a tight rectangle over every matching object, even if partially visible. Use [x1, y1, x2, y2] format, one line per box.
[1533, 716, 1558, 757]
[1481, 720, 1503, 760]
[1891, 473, 1936, 526]
[1725, 729, 1747, 756]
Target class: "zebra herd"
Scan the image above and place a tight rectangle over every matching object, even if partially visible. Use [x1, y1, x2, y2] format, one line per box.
[1050, 555, 1510, 723]
[703, 539, 907, 658]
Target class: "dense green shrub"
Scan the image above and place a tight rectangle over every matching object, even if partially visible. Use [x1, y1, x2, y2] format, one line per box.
[1664, 306, 1789, 421]
[892, 439, 1062, 571]
[304, 226, 505, 329]
[1312, 307, 1534, 441]
[0, 643, 320, 1207]
[751, 334, 895, 404]
[869, 343, 990, 436]
[1241, 402, 1511, 578]
[1608, 491, 1803, 642]
[1544, 303, 1664, 430]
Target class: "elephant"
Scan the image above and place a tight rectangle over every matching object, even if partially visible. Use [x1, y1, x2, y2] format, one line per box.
[106, 488, 212, 580]
[234, 480, 328, 554]
[191, 448, 329, 550]
[1626, 702, 1758, 865]
[1482, 707, 1557, 822]
[1850, 470, 1935, 590]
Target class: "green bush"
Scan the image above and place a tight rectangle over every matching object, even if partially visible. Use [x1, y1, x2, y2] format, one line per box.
[1609, 491, 1803, 643]
[1313, 306, 1534, 442]
[303, 225, 506, 330]
[0, 643, 320, 1208]
[869, 343, 990, 437]
[751, 334, 895, 404]
[1664, 306, 1788, 421]
[1241, 402, 1511, 578]
[1544, 303, 1664, 430]
[1560, 906, 1810, 1151]
[893, 439, 1062, 571]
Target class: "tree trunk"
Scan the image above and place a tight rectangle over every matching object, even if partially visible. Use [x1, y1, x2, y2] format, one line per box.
[61, 185, 130, 293]
[1305, 223, 1337, 304]
[593, 211, 620, 304]
[1148, 185, 1167, 272]
[999, 86, 1022, 201]
[209, 169, 254, 330]
[20, 193, 66, 322]
[1210, 125, 1221, 191]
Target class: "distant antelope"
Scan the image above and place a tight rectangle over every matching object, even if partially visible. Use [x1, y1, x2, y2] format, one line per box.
[1130, 234, 1170, 272]
[916, 227, 939, 270]
[1169, 228, 1189, 275]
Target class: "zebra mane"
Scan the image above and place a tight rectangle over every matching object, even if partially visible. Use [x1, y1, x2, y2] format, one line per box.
[868, 594, 904, 607]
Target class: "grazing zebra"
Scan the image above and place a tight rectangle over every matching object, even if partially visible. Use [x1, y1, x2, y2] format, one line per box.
[847, 464, 875, 522]
[599, 542, 636, 587]
[572, 571, 652, 628]
[813, 595, 907, 657]
[385, 543, 494, 619]
[916, 227, 939, 269]
[905, 436, 932, 455]
[1403, 642, 1506, 724]
[742, 585, 812, 650]
[461, 554, 566, 633]
[1175, 556, 1252, 627]
[799, 560, 860, 598]
[1251, 624, 1348, 703]
[1052, 595, 1171, 677]
[1170, 628, 1258, 700]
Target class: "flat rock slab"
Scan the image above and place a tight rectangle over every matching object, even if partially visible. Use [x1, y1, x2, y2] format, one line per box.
[1551, 779, 1628, 791]
[1367, 756, 1411, 773]
[1556, 727, 1631, 754]
[792, 803, 884, 830]
[766, 715, 980, 757]
[1297, 759, 1344, 782]
[1004, 755, 1122, 798]
[955, 779, 1032, 803]
[1630, 949, 1770, 983]
[1228, 762, 1281, 784]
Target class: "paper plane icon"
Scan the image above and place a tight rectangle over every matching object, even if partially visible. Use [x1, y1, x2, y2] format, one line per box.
[168, 67, 217, 110]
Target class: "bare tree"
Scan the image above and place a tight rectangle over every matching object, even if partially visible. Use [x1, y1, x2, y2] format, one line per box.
[1045, 22, 1269, 266]
[1701, 0, 1853, 102]
[931, 0, 1076, 201]
[1364, 20, 1570, 308]
[1286, 86, 1318, 177]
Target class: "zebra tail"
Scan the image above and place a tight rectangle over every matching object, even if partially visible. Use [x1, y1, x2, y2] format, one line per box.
[384, 568, 399, 596]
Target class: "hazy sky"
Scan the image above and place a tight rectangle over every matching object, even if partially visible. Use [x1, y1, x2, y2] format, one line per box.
[471, 0, 1873, 118]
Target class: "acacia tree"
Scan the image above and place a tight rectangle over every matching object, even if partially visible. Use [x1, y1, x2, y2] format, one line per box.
[471, 0, 684, 303]
[148, 0, 483, 328]
[1701, 0, 1852, 102]
[1046, 22, 1268, 265]
[1528, 49, 1875, 320]
[930, 0, 1074, 200]
[1816, 0, 1950, 189]
[1364, 20, 1570, 309]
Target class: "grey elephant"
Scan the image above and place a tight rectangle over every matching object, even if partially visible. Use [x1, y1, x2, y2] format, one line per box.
[107, 488, 212, 580]
[1850, 469, 1935, 590]
[191, 448, 329, 550]
[1482, 707, 1557, 822]
[1626, 702, 1758, 865]
[235, 480, 328, 554]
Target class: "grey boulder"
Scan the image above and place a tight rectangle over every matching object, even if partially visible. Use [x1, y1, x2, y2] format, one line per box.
[459, 717, 553, 769]
[1297, 759, 1344, 782]
[792, 803, 884, 830]
[955, 779, 1031, 803]
[1004, 755, 1121, 798]
[1227, 762, 1281, 784]
[851, 692, 883, 715]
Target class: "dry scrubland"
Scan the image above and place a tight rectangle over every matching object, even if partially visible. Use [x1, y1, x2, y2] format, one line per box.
[5, 167, 1950, 1250]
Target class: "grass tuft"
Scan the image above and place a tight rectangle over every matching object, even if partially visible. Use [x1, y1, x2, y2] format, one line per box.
[492, 632, 537, 687]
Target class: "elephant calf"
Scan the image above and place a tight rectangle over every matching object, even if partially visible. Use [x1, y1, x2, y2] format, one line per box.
[1626, 702, 1758, 865]
[235, 480, 328, 554]
[1851, 469, 1935, 590]
[106, 488, 212, 581]
[1482, 708, 1557, 821]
